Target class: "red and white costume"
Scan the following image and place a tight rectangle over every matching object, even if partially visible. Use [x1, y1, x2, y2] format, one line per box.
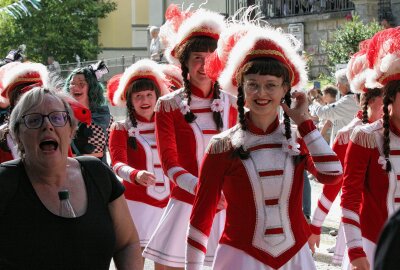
[187, 117, 342, 269]
[341, 119, 400, 268]
[142, 84, 237, 267]
[107, 58, 172, 247]
[310, 112, 362, 265]
[109, 115, 172, 246]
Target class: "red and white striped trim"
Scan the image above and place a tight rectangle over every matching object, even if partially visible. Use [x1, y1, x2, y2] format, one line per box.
[312, 193, 333, 228]
[342, 208, 363, 249]
[113, 162, 135, 182]
[167, 166, 198, 194]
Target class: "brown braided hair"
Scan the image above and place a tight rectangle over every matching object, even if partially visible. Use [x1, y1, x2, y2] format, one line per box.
[232, 58, 291, 160]
[381, 80, 400, 172]
[125, 78, 159, 150]
[361, 88, 382, 124]
[175, 36, 222, 129]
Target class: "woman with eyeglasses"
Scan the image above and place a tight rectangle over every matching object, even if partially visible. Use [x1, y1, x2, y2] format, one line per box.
[64, 61, 112, 164]
[0, 87, 142, 270]
[186, 24, 342, 269]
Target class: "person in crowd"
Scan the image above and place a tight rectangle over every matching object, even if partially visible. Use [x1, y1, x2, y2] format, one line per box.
[319, 85, 338, 142]
[310, 68, 360, 146]
[0, 62, 50, 163]
[64, 61, 112, 164]
[47, 55, 61, 74]
[149, 26, 164, 62]
[0, 87, 142, 269]
[341, 27, 400, 270]
[107, 59, 173, 270]
[142, 4, 237, 269]
[185, 21, 342, 270]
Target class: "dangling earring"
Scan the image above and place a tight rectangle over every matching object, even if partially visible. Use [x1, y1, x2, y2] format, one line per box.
[281, 97, 285, 104]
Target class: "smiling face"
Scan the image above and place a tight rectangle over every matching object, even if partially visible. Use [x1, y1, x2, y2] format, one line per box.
[17, 94, 74, 167]
[69, 74, 89, 108]
[130, 89, 157, 120]
[186, 51, 213, 90]
[243, 73, 288, 118]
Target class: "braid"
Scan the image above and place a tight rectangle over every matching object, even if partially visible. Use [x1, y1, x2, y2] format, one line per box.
[283, 89, 292, 140]
[181, 65, 197, 123]
[382, 94, 392, 172]
[231, 85, 249, 160]
[212, 81, 223, 131]
[362, 95, 369, 124]
[126, 94, 138, 150]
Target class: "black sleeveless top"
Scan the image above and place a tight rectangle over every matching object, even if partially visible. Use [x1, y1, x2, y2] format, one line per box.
[0, 158, 125, 270]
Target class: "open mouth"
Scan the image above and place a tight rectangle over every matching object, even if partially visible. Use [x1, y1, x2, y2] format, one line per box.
[140, 105, 151, 110]
[254, 99, 271, 106]
[39, 140, 59, 152]
[73, 92, 83, 98]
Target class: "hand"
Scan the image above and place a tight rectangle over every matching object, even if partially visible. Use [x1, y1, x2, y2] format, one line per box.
[135, 170, 156, 187]
[280, 91, 311, 126]
[308, 233, 320, 254]
[351, 257, 370, 270]
[217, 193, 227, 210]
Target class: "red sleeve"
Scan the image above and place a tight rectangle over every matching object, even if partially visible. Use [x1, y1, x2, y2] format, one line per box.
[298, 120, 342, 185]
[187, 150, 229, 267]
[341, 140, 372, 261]
[109, 127, 139, 181]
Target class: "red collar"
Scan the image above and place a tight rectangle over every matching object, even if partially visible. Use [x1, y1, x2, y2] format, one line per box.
[246, 113, 279, 135]
[135, 113, 154, 123]
[190, 83, 213, 98]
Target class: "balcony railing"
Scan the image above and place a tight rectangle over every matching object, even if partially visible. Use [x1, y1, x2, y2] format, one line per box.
[254, 0, 354, 18]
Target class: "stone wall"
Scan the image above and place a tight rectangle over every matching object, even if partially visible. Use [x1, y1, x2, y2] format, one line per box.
[268, 12, 350, 79]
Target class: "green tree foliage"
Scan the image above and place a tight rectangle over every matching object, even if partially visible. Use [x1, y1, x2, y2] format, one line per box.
[321, 15, 382, 73]
[0, 0, 116, 63]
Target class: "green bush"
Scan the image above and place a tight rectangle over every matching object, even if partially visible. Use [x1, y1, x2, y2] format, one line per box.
[321, 14, 382, 76]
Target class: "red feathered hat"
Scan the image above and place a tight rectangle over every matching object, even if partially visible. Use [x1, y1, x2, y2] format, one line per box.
[106, 73, 122, 106]
[108, 59, 170, 107]
[159, 64, 183, 91]
[365, 27, 400, 88]
[160, 4, 225, 66]
[1, 62, 49, 99]
[346, 39, 371, 93]
[218, 25, 307, 96]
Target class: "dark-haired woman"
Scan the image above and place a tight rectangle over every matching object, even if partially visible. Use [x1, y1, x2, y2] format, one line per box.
[186, 25, 342, 270]
[107, 59, 172, 270]
[340, 28, 400, 270]
[142, 5, 237, 270]
[64, 61, 112, 164]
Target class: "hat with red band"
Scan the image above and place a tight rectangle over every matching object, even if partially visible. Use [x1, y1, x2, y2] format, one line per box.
[218, 25, 307, 96]
[1, 62, 49, 99]
[346, 39, 371, 93]
[160, 4, 225, 66]
[365, 27, 400, 88]
[108, 59, 170, 107]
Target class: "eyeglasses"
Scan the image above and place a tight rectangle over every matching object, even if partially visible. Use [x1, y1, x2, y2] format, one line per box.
[244, 81, 283, 94]
[21, 111, 69, 129]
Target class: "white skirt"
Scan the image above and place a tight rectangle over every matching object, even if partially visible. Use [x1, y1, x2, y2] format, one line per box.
[341, 237, 376, 270]
[212, 243, 316, 270]
[332, 222, 345, 265]
[142, 198, 226, 267]
[126, 200, 165, 247]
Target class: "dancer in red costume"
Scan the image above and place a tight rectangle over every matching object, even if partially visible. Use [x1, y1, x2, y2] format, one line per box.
[341, 27, 400, 270]
[309, 39, 383, 266]
[107, 59, 172, 270]
[142, 4, 237, 269]
[186, 18, 343, 269]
